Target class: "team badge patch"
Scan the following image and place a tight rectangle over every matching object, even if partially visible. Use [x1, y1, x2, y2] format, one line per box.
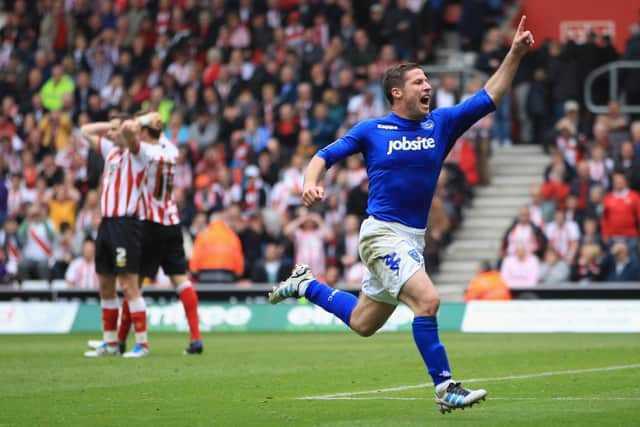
[408, 249, 421, 263]
[384, 252, 401, 276]
[421, 119, 434, 130]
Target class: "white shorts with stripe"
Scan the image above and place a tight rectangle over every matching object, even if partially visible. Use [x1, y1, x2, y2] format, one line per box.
[358, 217, 426, 305]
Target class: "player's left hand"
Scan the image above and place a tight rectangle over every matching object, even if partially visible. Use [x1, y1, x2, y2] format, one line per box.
[511, 15, 534, 58]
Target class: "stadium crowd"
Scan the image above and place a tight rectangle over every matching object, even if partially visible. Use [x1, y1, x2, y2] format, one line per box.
[0, 0, 639, 289]
[497, 97, 640, 288]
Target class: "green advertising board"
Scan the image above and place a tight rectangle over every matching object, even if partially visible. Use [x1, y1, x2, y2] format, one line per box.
[70, 302, 466, 333]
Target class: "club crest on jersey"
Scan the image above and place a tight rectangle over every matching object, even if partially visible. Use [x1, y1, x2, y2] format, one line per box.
[421, 119, 434, 130]
[386, 136, 436, 155]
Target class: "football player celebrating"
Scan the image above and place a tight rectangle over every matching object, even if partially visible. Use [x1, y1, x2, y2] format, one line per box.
[270, 16, 534, 413]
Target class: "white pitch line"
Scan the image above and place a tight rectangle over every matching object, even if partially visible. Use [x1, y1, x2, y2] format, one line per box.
[305, 396, 640, 402]
[298, 363, 640, 400]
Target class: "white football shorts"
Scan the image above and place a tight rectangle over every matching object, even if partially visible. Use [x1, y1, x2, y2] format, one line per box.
[358, 216, 426, 305]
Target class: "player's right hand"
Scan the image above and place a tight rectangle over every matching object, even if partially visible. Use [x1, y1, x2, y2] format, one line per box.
[302, 186, 324, 207]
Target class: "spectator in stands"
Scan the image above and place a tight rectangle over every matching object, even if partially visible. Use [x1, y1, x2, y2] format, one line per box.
[501, 206, 547, 260]
[425, 176, 452, 273]
[602, 242, 640, 282]
[251, 240, 292, 284]
[500, 243, 541, 289]
[346, 87, 385, 126]
[542, 168, 571, 213]
[570, 161, 597, 213]
[345, 29, 377, 74]
[527, 184, 546, 228]
[0, 247, 7, 284]
[585, 184, 606, 221]
[189, 211, 245, 283]
[38, 110, 73, 151]
[446, 134, 478, 187]
[17, 204, 55, 281]
[527, 68, 551, 151]
[51, 222, 75, 279]
[464, 260, 511, 302]
[545, 209, 581, 264]
[40, 64, 75, 112]
[549, 42, 581, 121]
[285, 209, 331, 277]
[323, 264, 342, 289]
[434, 74, 458, 109]
[579, 216, 605, 250]
[564, 194, 585, 230]
[632, 121, 640, 158]
[346, 177, 368, 221]
[0, 162, 7, 226]
[335, 214, 361, 274]
[538, 246, 570, 285]
[570, 243, 604, 283]
[476, 28, 510, 147]
[544, 149, 573, 183]
[309, 102, 339, 149]
[48, 183, 79, 231]
[596, 100, 630, 140]
[623, 25, 640, 117]
[614, 141, 640, 192]
[600, 171, 640, 256]
[0, 218, 19, 283]
[554, 116, 579, 169]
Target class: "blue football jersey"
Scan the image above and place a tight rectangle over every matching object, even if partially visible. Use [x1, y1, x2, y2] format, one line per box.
[317, 88, 495, 229]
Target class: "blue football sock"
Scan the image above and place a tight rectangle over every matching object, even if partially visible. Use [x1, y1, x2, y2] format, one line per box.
[304, 280, 357, 327]
[412, 316, 452, 386]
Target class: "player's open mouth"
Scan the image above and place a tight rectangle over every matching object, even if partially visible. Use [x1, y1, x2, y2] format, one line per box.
[420, 96, 430, 107]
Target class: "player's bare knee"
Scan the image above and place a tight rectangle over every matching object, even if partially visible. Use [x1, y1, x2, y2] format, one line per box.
[352, 323, 378, 337]
[350, 318, 378, 337]
[413, 295, 440, 316]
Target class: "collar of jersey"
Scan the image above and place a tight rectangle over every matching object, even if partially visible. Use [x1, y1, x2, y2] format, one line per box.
[388, 112, 428, 128]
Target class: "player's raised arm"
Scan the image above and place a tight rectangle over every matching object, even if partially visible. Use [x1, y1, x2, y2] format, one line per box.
[80, 121, 116, 148]
[484, 15, 534, 105]
[121, 119, 141, 153]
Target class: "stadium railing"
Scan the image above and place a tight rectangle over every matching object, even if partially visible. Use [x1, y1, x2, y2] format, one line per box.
[584, 60, 640, 114]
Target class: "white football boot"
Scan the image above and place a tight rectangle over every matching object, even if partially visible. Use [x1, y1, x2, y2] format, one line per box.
[435, 380, 487, 414]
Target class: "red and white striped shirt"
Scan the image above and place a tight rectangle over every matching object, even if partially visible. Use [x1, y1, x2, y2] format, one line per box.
[294, 228, 326, 276]
[140, 137, 180, 225]
[98, 137, 150, 218]
[65, 257, 99, 289]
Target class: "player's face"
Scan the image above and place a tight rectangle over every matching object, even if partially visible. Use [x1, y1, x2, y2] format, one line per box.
[402, 68, 432, 119]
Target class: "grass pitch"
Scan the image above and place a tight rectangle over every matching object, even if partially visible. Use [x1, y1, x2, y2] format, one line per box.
[1, 332, 639, 426]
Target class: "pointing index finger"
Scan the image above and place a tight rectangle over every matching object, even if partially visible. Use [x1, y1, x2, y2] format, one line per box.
[517, 15, 526, 34]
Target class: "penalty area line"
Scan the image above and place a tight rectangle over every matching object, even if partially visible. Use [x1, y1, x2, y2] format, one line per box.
[298, 363, 640, 401]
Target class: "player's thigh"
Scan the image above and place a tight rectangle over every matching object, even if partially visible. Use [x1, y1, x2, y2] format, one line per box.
[398, 268, 440, 316]
[159, 225, 188, 278]
[349, 292, 396, 337]
[139, 221, 161, 280]
[111, 218, 142, 276]
[95, 220, 114, 275]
